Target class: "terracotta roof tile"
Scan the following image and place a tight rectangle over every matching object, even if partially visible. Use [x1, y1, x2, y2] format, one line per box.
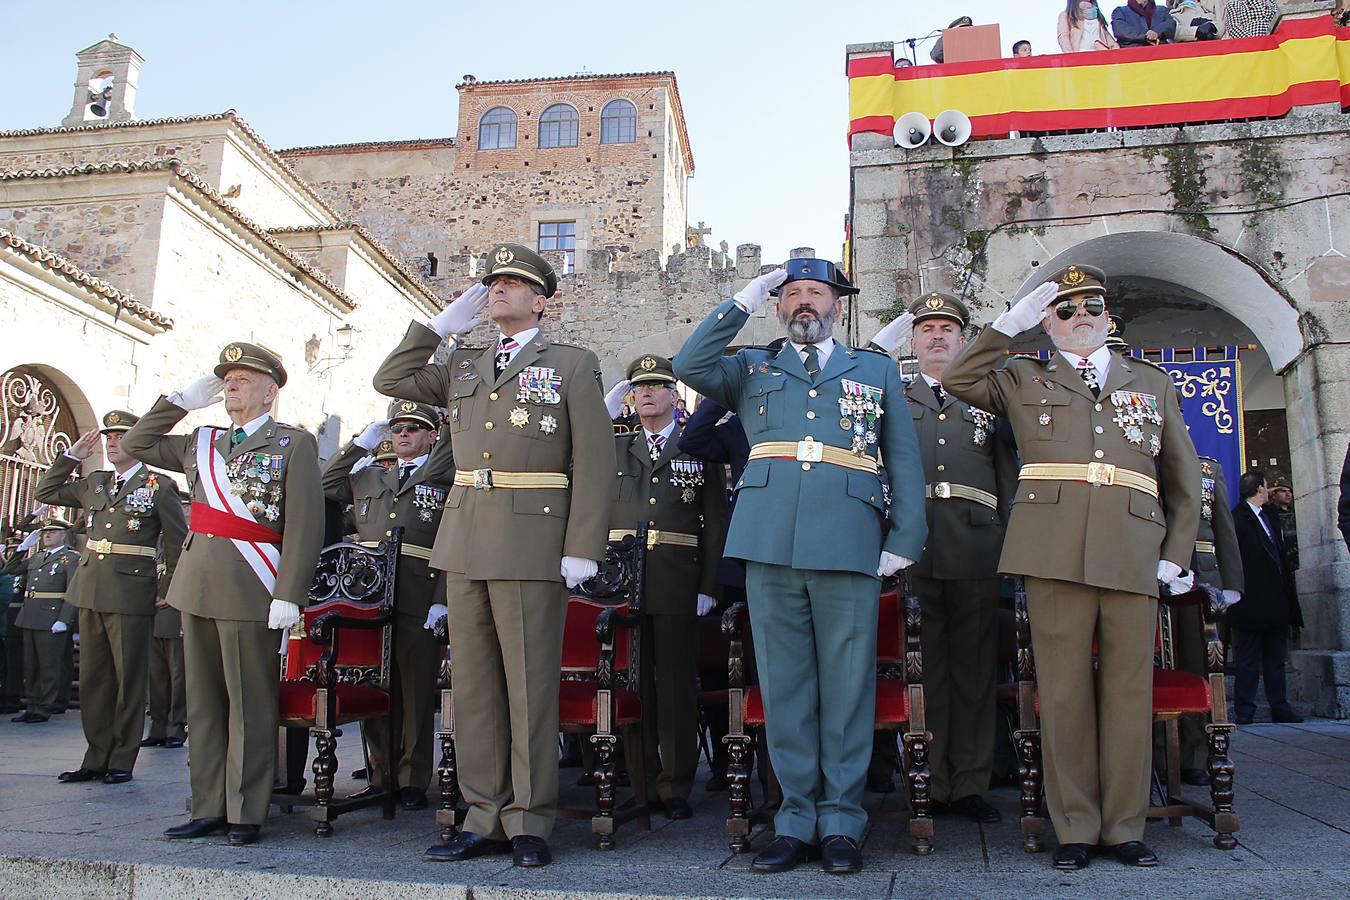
[456, 71, 677, 89]
[278, 136, 457, 156]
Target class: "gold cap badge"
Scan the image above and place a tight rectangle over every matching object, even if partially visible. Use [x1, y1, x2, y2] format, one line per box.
[640, 356, 657, 371]
[224, 345, 244, 363]
[400, 400, 418, 413]
[106, 412, 121, 425]
[495, 247, 514, 265]
[925, 295, 945, 310]
[1062, 266, 1086, 286]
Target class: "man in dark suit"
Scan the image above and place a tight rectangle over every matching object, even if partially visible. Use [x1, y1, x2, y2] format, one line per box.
[1229, 470, 1303, 725]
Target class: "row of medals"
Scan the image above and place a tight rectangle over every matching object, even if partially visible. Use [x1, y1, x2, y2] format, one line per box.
[838, 386, 883, 456]
[1111, 392, 1164, 456]
[669, 459, 704, 504]
[227, 453, 283, 522]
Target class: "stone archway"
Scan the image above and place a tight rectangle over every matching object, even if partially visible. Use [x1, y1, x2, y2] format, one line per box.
[0, 363, 99, 526]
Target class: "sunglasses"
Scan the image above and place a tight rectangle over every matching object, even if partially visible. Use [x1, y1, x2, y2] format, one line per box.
[1054, 296, 1106, 320]
[390, 423, 428, 434]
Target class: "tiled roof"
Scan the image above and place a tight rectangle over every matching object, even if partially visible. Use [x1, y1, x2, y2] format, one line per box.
[456, 71, 676, 89]
[0, 226, 172, 329]
[268, 222, 442, 307]
[278, 136, 457, 156]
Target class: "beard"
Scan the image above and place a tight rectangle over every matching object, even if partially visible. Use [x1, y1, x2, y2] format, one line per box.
[1048, 317, 1108, 355]
[782, 305, 836, 344]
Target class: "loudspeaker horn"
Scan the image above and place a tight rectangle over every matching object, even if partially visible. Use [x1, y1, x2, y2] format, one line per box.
[933, 109, 972, 147]
[894, 112, 931, 149]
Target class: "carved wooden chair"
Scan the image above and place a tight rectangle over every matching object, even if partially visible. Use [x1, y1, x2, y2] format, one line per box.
[722, 577, 935, 855]
[432, 524, 650, 850]
[274, 530, 402, 836]
[1012, 579, 1239, 852]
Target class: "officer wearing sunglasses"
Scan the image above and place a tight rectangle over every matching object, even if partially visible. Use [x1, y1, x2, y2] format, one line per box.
[943, 264, 1201, 872]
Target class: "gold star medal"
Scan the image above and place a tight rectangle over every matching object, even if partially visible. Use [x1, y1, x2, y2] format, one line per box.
[509, 407, 530, 428]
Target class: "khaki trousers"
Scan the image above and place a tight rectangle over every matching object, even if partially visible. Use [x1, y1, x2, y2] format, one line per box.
[22, 628, 67, 716]
[1025, 576, 1156, 846]
[639, 613, 699, 802]
[78, 609, 153, 772]
[445, 575, 565, 840]
[364, 612, 441, 793]
[183, 613, 282, 826]
[147, 635, 187, 742]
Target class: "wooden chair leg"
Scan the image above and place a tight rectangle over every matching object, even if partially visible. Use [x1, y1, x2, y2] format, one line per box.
[434, 687, 460, 844]
[592, 732, 618, 850]
[903, 729, 934, 856]
[1014, 728, 1045, 853]
[725, 731, 753, 853]
[311, 724, 338, 837]
[1207, 723, 1239, 849]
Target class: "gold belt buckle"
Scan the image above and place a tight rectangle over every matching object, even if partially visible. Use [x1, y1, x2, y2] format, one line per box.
[473, 468, 493, 491]
[88, 538, 112, 554]
[647, 529, 661, 551]
[796, 439, 824, 463]
[1086, 462, 1116, 486]
[933, 482, 952, 499]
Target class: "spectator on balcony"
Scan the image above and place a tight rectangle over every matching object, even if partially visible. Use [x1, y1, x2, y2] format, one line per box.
[1058, 2, 1121, 52]
[1012, 39, 1034, 57]
[1171, 0, 1222, 40]
[1336, 1, 1350, 28]
[1112, 0, 1178, 46]
[930, 16, 973, 63]
[1222, 0, 1278, 38]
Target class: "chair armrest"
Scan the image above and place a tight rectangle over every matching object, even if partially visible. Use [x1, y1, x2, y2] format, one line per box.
[1014, 577, 1036, 680]
[593, 606, 641, 689]
[721, 600, 748, 640]
[722, 601, 749, 690]
[310, 607, 395, 688]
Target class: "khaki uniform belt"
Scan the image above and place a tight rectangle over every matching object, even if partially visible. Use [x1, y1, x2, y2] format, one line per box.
[1195, 540, 1216, 554]
[360, 541, 434, 562]
[608, 528, 699, 550]
[27, 591, 64, 600]
[1018, 462, 1159, 498]
[748, 440, 879, 474]
[85, 539, 157, 558]
[453, 469, 569, 491]
[925, 482, 998, 510]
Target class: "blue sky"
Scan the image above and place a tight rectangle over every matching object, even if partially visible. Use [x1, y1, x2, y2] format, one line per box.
[2, 1, 1059, 263]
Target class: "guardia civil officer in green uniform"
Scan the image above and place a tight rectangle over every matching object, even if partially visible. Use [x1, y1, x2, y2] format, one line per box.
[674, 259, 926, 875]
[608, 354, 728, 819]
[870, 293, 1017, 822]
[944, 265, 1201, 871]
[375, 243, 614, 868]
[123, 342, 325, 846]
[5, 515, 79, 723]
[323, 398, 454, 809]
[37, 410, 187, 783]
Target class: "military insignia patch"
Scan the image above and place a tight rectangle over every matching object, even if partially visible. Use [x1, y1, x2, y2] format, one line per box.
[224, 345, 244, 363]
[278, 436, 291, 447]
[495, 247, 515, 265]
[1039, 412, 1051, 426]
[509, 407, 530, 428]
[925, 295, 945, 310]
[640, 356, 657, 371]
[106, 411, 122, 425]
[400, 400, 418, 413]
[1063, 266, 1086, 286]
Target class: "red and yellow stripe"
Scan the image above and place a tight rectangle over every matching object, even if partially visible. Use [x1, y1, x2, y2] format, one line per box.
[848, 17, 1349, 144]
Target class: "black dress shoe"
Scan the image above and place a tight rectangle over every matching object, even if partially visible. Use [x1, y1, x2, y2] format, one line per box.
[351, 766, 368, 780]
[164, 738, 186, 748]
[512, 835, 552, 867]
[866, 771, 896, 794]
[1111, 841, 1158, 867]
[140, 737, 166, 748]
[663, 797, 692, 820]
[227, 824, 261, 846]
[1181, 768, 1211, 786]
[820, 834, 863, 874]
[20, 713, 48, 723]
[401, 787, 428, 810]
[164, 817, 228, 839]
[927, 798, 950, 816]
[1052, 843, 1092, 871]
[952, 794, 1002, 824]
[1272, 710, 1304, 724]
[347, 785, 384, 801]
[103, 769, 133, 784]
[423, 831, 512, 862]
[751, 835, 820, 873]
[58, 768, 106, 783]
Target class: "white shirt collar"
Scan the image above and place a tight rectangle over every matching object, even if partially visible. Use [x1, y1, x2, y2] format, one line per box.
[1247, 500, 1267, 519]
[644, 420, 677, 444]
[500, 327, 539, 350]
[921, 373, 942, 388]
[235, 413, 272, 438]
[789, 336, 835, 368]
[399, 453, 429, 471]
[1057, 345, 1112, 381]
[113, 461, 144, 483]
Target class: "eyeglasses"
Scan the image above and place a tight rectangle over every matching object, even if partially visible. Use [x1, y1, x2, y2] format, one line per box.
[390, 424, 427, 434]
[1054, 296, 1106, 320]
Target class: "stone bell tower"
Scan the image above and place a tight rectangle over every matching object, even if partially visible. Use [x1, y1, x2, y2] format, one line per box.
[61, 34, 143, 127]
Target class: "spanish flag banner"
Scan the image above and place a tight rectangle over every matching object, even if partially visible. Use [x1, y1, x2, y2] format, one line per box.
[849, 16, 1348, 145]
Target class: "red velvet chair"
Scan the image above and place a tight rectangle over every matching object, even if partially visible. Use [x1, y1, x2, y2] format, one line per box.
[722, 577, 935, 855]
[274, 531, 401, 836]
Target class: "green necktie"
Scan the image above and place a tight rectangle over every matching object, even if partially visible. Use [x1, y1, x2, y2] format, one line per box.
[802, 345, 821, 378]
[230, 427, 246, 450]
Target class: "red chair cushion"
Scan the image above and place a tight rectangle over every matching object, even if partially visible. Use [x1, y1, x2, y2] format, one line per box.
[561, 599, 632, 673]
[558, 681, 642, 726]
[745, 680, 910, 727]
[1152, 668, 1212, 714]
[278, 681, 389, 724]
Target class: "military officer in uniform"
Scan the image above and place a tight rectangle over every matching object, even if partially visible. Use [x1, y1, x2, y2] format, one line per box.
[944, 265, 1201, 870]
[674, 258, 926, 875]
[123, 342, 324, 846]
[5, 515, 79, 723]
[145, 578, 188, 749]
[375, 243, 614, 868]
[36, 410, 187, 782]
[608, 354, 728, 819]
[323, 398, 454, 809]
[871, 292, 1017, 822]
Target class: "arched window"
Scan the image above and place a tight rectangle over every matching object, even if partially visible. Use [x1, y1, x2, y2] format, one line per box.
[600, 99, 637, 144]
[538, 104, 579, 148]
[478, 107, 517, 150]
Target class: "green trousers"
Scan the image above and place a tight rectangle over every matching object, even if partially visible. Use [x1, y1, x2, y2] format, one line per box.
[364, 612, 441, 793]
[78, 609, 153, 772]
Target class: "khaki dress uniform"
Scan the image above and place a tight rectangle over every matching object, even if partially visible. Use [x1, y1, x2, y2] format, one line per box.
[373, 245, 615, 841]
[901, 293, 1018, 806]
[148, 597, 187, 743]
[944, 265, 1201, 848]
[122, 343, 325, 827]
[5, 528, 79, 719]
[36, 410, 187, 773]
[322, 400, 455, 797]
[608, 355, 728, 805]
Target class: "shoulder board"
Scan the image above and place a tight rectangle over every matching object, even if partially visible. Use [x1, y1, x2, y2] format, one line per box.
[1007, 352, 1046, 363]
[848, 345, 892, 359]
[1128, 356, 1169, 374]
[547, 341, 589, 352]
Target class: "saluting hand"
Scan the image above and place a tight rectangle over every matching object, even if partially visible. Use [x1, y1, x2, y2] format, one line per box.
[603, 380, 633, 420]
[869, 311, 915, 355]
[170, 376, 226, 411]
[354, 419, 391, 451]
[67, 428, 101, 461]
[428, 283, 489, 338]
[732, 269, 789, 315]
[992, 281, 1058, 337]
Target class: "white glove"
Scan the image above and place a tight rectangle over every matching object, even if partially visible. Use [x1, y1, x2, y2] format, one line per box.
[604, 380, 633, 419]
[1169, 571, 1195, 594]
[423, 603, 448, 631]
[869, 311, 915, 354]
[696, 594, 717, 616]
[1221, 589, 1241, 609]
[32, 503, 49, 517]
[267, 599, 302, 630]
[17, 529, 40, 553]
[732, 269, 789, 314]
[1157, 560, 1183, 583]
[992, 281, 1059, 337]
[561, 556, 599, 589]
[354, 419, 391, 451]
[428, 283, 489, 338]
[51, 621, 68, 634]
[877, 551, 916, 578]
[169, 376, 226, 411]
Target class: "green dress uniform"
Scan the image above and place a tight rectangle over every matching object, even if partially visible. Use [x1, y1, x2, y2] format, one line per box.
[5, 525, 79, 719]
[322, 400, 455, 798]
[148, 597, 187, 744]
[943, 265, 1201, 848]
[122, 343, 325, 827]
[673, 260, 927, 845]
[608, 355, 728, 806]
[901, 293, 1018, 806]
[373, 245, 615, 842]
[36, 410, 187, 774]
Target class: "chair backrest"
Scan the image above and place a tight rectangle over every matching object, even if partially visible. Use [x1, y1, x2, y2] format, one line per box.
[877, 587, 903, 663]
[282, 531, 401, 689]
[562, 598, 634, 677]
[562, 524, 647, 689]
